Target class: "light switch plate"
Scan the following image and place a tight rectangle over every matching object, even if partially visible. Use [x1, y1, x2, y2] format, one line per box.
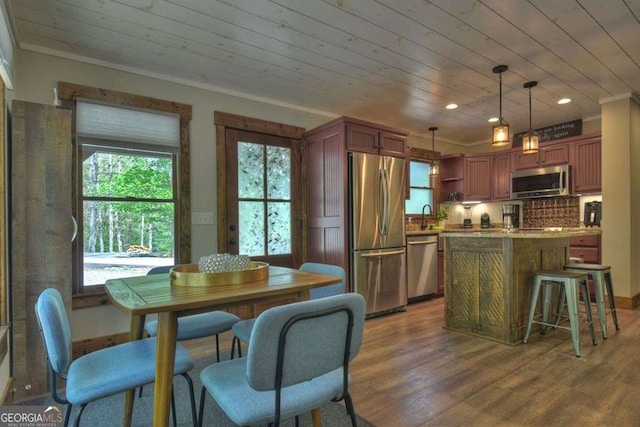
[192, 212, 214, 225]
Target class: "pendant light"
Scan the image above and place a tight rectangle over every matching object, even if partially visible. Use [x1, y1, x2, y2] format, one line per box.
[492, 65, 510, 146]
[429, 126, 439, 177]
[522, 81, 539, 154]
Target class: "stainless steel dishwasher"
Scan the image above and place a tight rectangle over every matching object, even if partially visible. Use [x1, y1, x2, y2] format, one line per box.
[407, 234, 438, 302]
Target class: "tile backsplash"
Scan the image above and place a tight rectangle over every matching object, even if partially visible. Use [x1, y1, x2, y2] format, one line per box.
[522, 196, 580, 228]
[407, 195, 600, 230]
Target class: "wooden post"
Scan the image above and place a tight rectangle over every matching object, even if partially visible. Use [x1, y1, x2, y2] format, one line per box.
[11, 101, 72, 401]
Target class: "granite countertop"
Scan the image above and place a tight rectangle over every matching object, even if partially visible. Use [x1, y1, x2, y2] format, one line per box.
[406, 229, 441, 236]
[440, 227, 602, 238]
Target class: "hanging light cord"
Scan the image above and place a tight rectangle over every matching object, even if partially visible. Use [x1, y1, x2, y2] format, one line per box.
[499, 71, 503, 120]
[528, 85, 532, 132]
[429, 126, 438, 152]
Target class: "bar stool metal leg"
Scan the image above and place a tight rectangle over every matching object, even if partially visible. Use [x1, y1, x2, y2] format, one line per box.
[579, 277, 597, 346]
[541, 280, 555, 334]
[565, 276, 582, 357]
[591, 271, 608, 339]
[523, 276, 542, 344]
[604, 270, 620, 330]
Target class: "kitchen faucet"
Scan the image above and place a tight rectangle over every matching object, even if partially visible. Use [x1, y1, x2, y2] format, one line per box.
[421, 204, 432, 230]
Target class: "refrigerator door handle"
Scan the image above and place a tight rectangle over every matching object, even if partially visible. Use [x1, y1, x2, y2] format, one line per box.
[361, 249, 405, 257]
[379, 168, 390, 236]
[377, 168, 385, 236]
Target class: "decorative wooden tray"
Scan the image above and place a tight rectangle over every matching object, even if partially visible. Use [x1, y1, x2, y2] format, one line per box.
[170, 262, 269, 287]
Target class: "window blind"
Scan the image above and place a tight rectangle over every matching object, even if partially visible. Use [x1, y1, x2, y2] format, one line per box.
[76, 100, 180, 153]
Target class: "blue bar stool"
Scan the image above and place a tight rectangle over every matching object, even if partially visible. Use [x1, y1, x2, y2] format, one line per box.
[523, 270, 597, 357]
[563, 263, 620, 339]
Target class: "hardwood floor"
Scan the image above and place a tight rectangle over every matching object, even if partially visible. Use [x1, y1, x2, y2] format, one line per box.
[185, 298, 640, 426]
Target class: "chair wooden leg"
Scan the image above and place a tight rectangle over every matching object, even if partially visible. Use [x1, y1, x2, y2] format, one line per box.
[311, 408, 321, 427]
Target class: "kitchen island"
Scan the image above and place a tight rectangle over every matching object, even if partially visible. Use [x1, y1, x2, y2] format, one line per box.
[441, 227, 602, 345]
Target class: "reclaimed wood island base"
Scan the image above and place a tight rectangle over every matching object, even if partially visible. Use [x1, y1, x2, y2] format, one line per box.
[442, 228, 602, 345]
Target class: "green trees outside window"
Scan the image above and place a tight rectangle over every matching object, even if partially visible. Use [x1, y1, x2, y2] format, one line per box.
[82, 149, 175, 286]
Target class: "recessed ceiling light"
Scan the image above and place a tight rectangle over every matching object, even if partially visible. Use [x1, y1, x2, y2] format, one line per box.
[558, 98, 572, 105]
[488, 117, 499, 123]
[446, 103, 458, 110]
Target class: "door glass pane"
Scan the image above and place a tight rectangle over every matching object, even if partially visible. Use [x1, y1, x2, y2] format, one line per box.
[239, 201, 265, 256]
[268, 202, 291, 254]
[267, 146, 290, 199]
[238, 142, 264, 198]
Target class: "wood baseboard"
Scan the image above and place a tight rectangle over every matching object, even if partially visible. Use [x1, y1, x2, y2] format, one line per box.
[72, 332, 130, 359]
[614, 293, 640, 310]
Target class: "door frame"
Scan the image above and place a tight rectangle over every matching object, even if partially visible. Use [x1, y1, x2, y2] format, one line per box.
[214, 112, 307, 266]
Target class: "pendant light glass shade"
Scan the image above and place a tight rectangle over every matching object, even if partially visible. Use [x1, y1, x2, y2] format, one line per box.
[492, 121, 509, 146]
[522, 81, 539, 154]
[429, 126, 439, 178]
[492, 65, 510, 146]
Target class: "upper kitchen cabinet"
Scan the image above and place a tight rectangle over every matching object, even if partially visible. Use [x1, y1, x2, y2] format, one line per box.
[464, 155, 492, 201]
[511, 142, 570, 170]
[346, 121, 407, 158]
[439, 154, 464, 203]
[571, 134, 601, 194]
[492, 152, 511, 200]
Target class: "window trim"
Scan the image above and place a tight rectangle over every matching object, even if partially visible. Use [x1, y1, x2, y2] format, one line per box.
[57, 82, 192, 305]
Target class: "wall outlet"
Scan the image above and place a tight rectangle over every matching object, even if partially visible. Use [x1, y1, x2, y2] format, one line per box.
[192, 212, 214, 225]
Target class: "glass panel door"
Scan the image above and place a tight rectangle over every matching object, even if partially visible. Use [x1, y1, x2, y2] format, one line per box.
[225, 130, 302, 268]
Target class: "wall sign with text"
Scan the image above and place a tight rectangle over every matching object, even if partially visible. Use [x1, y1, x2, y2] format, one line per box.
[512, 119, 582, 148]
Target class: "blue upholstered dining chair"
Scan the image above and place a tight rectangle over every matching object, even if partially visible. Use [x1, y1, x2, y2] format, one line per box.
[34, 288, 197, 427]
[143, 265, 241, 362]
[198, 293, 365, 427]
[230, 262, 345, 358]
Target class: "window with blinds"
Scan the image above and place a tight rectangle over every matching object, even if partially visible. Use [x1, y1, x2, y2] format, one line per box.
[75, 101, 179, 292]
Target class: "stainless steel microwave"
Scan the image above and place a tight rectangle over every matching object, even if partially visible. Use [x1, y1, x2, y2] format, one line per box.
[510, 165, 570, 199]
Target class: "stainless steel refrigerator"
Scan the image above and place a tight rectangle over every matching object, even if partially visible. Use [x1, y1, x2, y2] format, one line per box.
[349, 152, 407, 317]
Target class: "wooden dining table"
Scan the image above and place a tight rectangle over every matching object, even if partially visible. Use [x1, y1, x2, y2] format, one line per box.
[105, 265, 342, 427]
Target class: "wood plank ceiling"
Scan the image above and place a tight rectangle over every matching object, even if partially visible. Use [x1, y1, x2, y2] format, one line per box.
[6, 0, 640, 145]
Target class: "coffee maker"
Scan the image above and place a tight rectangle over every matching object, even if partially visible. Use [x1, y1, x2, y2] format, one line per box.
[584, 201, 601, 227]
[502, 204, 520, 230]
